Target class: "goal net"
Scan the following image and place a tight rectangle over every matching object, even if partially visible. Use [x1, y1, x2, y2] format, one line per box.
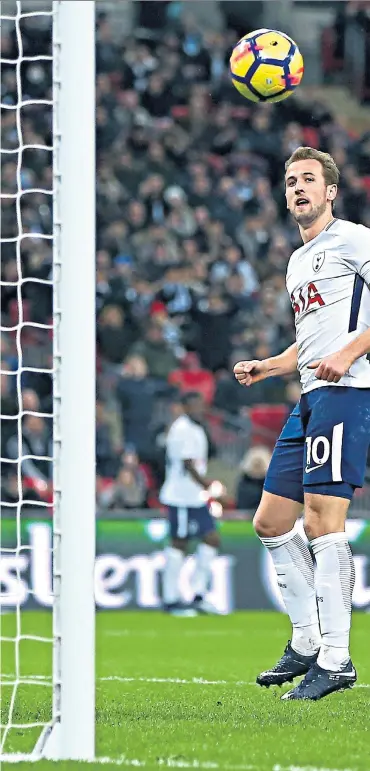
[1, 0, 96, 761]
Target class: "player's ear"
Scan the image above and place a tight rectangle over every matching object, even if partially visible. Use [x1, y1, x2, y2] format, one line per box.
[327, 185, 337, 201]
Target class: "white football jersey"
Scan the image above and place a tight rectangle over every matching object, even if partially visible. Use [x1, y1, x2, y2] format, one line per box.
[286, 218, 370, 393]
[159, 414, 208, 507]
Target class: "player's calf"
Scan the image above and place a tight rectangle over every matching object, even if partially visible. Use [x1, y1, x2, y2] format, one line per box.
[191, 530, 220, 612]
[304, 492, 355, 672]
[255, 493, 321, 658]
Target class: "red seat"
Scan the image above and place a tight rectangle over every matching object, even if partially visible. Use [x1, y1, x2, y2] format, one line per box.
[249, 405, 287, 449]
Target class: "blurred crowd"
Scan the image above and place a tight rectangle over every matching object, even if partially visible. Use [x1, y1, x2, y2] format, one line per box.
[2, 2, 370, 510]
[325, 0, 370, 101]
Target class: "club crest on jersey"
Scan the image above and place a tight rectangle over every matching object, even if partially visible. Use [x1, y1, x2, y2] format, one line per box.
[312, 252, 325, 273]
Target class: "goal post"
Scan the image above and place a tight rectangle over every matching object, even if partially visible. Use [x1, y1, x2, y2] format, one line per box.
[0, 0, 96, 761]
[49, 0, 96, 760]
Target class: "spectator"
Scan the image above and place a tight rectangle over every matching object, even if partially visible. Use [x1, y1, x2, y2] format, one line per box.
[191, 290, 237, 372]
[96, 399, 119, 478]
[3, 8, 370, 508]
[149, 300, 183, 354]
[0, 470, 45, 507]
[168, 351, 215, 404]
[129, 321, 178, 380]
[236, 446, 272, 510]
[6, 414, 52, 486]
[210, 244, 259, 296]
[22, 388, 41, 414]
[116, 354, 171, 462]
[99, 465, 148, 510]
[1, 365, 18, 456]
[97, 304, 139, 364]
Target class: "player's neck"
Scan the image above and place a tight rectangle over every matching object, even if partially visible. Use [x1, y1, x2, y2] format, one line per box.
[299, 211, 335, 244]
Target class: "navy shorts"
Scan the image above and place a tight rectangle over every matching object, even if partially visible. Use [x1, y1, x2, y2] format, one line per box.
[264, 386, 370, 504]
[167, 505, 216, 539]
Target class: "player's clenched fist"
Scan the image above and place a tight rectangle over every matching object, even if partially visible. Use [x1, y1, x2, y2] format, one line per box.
[233, 359, 267, 386]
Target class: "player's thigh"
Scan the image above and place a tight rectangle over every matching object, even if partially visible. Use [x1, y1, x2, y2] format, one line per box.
[258, 402, 305, 536]
[189, 505, 220, 546]
[302, 386, 370, 538]
[303, 491, 351, 540]
[168, 506, 191, 541]
[303, 386, 370, 493]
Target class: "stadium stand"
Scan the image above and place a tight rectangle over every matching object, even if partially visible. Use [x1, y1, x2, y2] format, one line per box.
[2, 2, 370, 509]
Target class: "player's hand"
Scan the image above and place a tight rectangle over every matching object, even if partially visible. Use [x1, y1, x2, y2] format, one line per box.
[208, 480, 227, 501]
[307, 352, 353, 383]
[233, 359, 267, 386]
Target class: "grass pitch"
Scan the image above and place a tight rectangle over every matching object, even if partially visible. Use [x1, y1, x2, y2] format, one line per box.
[1, 611, 369, 771]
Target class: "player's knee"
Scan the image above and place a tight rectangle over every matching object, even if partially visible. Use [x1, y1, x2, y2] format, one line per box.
[253, 509, 280, 538]
[203, 530, 220, 548]
[303, 517, 318, 542]
[171, 537, 188, 552]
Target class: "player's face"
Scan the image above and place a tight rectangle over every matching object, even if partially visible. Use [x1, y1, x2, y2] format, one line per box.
[188, 396, 205, 423]
[285, 159, 335, 227]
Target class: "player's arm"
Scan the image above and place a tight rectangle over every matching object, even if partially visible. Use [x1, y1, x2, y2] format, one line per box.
[234, 343, 298, 386]
[183, 459, 210, 489]
[183, 460, 227, 502]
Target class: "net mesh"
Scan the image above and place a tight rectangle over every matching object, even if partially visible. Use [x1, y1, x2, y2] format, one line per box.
[1, 0, 55, 754]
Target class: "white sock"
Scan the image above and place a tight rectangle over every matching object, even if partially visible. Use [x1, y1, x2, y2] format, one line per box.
[162, 546, 184, 605]
[311, 532, 355, 671]
[260, 528, 321, 656]
[192, 543, 217, 599]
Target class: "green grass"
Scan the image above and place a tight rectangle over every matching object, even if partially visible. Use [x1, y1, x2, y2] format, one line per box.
[1, 611, 370, 770]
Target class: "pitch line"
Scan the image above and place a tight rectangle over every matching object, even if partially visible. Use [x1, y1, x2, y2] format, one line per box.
[100, 676, 256, 686]
[2, 673, 370, 688]
[0, 754, 358, 770]
[99, 675, 370, 689]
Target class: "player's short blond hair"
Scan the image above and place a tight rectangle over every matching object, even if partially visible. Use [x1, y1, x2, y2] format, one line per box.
[285, 146, 340, 187]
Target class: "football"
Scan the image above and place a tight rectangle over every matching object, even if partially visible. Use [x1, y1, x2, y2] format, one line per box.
[230, 28, 304, 103]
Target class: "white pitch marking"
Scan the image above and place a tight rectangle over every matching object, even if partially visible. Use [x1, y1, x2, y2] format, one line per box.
[273, 767, 356, 771]
[1, 673, 369, 688]
[99, 675, 370, 689]
[99, 676, 256, 686]
[0, 756, 357, 771]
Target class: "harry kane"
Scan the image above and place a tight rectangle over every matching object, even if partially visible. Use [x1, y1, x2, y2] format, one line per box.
[234, 146, 370, 700]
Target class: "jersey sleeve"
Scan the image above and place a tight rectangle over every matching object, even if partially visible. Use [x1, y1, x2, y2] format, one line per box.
[345, 224, 370, 285]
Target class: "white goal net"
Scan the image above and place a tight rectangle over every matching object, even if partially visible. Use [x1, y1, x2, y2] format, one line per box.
[1, 0, 96, 761]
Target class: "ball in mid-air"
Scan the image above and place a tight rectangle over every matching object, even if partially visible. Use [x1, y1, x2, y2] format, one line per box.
[230, 28, 304, 103]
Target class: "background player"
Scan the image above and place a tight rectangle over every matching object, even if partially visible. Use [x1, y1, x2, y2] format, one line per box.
[160, 392, 226, 616]
[234, 146, 370, 700]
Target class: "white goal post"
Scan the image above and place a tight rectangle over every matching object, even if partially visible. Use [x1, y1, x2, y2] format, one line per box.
[0, 0, 96, 761]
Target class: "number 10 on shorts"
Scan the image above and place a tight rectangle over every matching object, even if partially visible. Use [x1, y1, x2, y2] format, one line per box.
[305, 422, 344, 482]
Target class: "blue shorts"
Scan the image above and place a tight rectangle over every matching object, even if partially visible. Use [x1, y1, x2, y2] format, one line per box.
[167, 505, 216, 540]
[264, 386, 370, 504]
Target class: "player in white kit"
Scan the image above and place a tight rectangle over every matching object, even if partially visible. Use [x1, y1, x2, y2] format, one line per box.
[160, 392, 225, 616]
[234, 146, 370, 700]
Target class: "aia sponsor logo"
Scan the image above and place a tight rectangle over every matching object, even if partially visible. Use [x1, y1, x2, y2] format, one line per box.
[290, 282, 325, 315]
